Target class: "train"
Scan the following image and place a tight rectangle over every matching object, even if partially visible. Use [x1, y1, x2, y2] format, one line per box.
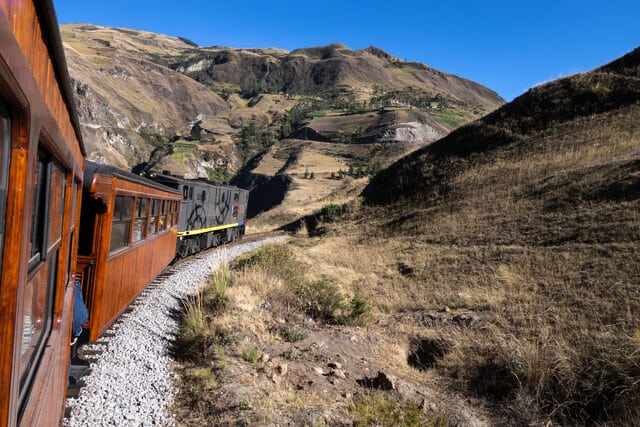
[76, 163, 248, 342]
[0, 2, 249, 425]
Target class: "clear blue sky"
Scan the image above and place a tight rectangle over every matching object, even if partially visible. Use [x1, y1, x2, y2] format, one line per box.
[54, 0, 640, 101]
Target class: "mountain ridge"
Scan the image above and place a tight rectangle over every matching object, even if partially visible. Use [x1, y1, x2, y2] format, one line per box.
[61, 23, 503, 182]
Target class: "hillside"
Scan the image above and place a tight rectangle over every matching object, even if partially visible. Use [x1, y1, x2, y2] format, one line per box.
[352, 47, 640, 424]
[61, 24, 503, 212]
[167, 44, 640, 424]
[61, 25, 230, 170]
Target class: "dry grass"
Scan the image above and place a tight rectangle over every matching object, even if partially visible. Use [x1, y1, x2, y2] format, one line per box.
[289, 214, 639, 423]
[173, 60, 639, 424]
[273, 82, 640, 423]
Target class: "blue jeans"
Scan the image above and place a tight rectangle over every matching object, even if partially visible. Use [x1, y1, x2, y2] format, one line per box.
[72, 281, 89, 337]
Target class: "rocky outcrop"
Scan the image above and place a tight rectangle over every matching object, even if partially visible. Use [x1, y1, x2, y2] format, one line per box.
[379, 122, 443, 144]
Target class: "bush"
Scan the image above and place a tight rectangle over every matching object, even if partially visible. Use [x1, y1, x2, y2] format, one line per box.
[293, 279, 343, 323]
[321, 204, 343, 222]
[279, 326, 309, 342]
[230, 244, 306, 286]
[350, 394, 445, 427]
[240, 346, 261, 365]
[202, 264, 231, 311]
[349, 294, 371, 320]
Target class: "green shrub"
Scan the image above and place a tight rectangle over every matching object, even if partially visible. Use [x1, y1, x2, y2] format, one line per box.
[202, 264, 231, 311]
[350, 394, 445, 427]
[348, 294, 371, 321]
[280, 326, 309, 342]
[240, 346, 261, 365]
[293, 279, 343, 323]
[321, 204, 343, 222]
[231, 244, 306, 285]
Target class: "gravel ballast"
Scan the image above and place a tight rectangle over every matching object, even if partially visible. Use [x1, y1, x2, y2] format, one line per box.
[63, 237, 286, 426]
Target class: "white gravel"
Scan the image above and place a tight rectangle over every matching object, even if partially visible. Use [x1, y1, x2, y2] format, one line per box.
[63, 236, 286, 427]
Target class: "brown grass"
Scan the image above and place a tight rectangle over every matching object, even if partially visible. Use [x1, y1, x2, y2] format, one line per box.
[174, 59, 640, 424]
[283, 79, 640, 422]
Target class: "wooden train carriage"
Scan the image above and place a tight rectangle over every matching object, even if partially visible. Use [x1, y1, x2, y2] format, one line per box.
[0, 1, 86, 426]
[76, 161, 181, 342]
[149, 174, 248, 257]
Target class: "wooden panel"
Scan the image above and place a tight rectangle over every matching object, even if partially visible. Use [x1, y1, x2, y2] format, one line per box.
[84, 172, 181, 339]
[3, 0, 81, 155]
[90, 230, 177, 340]
[18, 284, 72, 427]
[0, 3, 84, 425]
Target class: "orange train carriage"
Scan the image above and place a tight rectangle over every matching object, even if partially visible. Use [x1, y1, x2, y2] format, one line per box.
[76, 161, 182, 342]
[0, 0, 85, 425]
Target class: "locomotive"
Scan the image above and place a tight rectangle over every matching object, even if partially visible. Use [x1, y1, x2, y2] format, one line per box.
[148, 173, 248, 258]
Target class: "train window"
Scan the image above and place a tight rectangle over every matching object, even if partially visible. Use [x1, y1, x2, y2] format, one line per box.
[47, 164, 65, 251]
[201, 190, 206, 202]
[233, 206, 238, 218]
[0, 100, 10, 275]
[163, 200, 170, 230]
[28, 152, 47, 271]
[234, 192, 239, 202]
[182, 185, 189, 200]
[189, 186, 193, 200]
[20, 147, 65, 407]
[169, 200, 177, 226]
[109, 195, 133, 252]
[148, 199, 158, 235]
[158, 200, 166, 230]
[132, 197, 149, 242]
[65, 180, 78, 284]
[19, 251, 58, 406]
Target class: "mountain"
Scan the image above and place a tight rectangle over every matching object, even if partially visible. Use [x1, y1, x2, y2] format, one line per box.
[356, 47, 640, 424]
[62, 25, 229, 171]
[61, 24, 503, 197]
[362, 47, 640, 246]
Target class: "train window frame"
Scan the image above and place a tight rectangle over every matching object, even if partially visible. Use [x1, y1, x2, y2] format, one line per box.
[28, 151, 49, 272]
[132, 197, 149, 243]
[173, 200, 180, 225]
[109, 195, 134, 253]
[65, 179, 79, 284]
[148, 198, 159, 235]
[0, 100, 10, 275]
[158, 200, 166, 231]
[46, 163, 65, 252]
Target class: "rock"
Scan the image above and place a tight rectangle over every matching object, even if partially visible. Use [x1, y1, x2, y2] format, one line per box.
[327, 362, 342, 369]
[276, 363, 288, 376]
[313, 367, 325, 375]
[331, 369, 346, 379]
[452, 312, 480, 327]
